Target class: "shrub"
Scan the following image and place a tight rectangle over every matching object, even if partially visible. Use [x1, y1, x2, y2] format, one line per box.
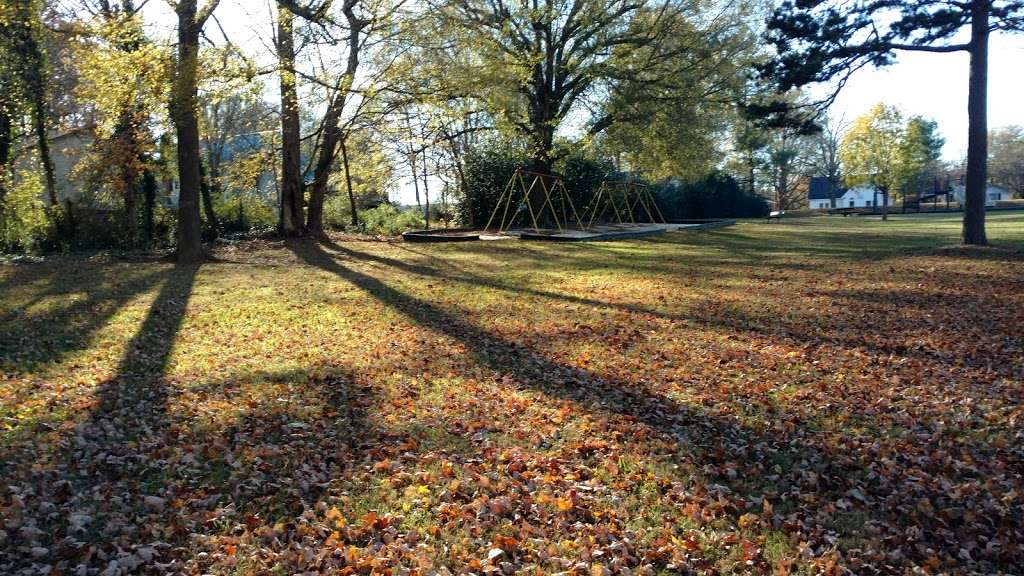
[0, 169, 56, 254]
[323, 193, 355, 231]
[561, 152, 617, 218]
[214, 193, 276, 234]
[653, 172, 770, 220]
[458, 143, 530, 228]
[358, 204, 425, 236]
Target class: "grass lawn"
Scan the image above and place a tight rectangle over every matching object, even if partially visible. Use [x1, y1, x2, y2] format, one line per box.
[1, 212, 1023, 575]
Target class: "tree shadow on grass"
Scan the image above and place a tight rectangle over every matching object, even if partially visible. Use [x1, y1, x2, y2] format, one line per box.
[0, 263, 198, 572]
[287, 238, 1024, 573]
[0, 264, 170, 372]
[1, 258, 382, 574]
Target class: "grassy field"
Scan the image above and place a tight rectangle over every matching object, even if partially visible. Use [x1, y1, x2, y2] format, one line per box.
[1, 212, 1022, 575]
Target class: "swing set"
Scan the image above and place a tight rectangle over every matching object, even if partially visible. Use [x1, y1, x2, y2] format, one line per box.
[584, 180, 666, 228]
[483, 170, 666, 234]
[484, 170, 586, 233]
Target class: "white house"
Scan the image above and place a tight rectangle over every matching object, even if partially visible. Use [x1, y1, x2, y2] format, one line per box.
[808, 177, 892, 209]
[951, 184, 1012, 206]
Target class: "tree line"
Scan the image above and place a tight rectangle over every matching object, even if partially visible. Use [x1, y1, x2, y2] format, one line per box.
[0, 0, 1020, 257]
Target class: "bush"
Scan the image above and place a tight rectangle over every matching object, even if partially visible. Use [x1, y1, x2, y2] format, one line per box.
[214, 193, 276, 234]
[458, 143, 530, 228]
[323, 193, 355, 231]
[0, 170, 56, 254]
[561, 152, 617, 218]
[358, 204, 425, 236]
[653, 172, 769, 220]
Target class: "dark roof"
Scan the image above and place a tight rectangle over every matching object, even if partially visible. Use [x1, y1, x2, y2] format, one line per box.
[808, 177, 845, 200]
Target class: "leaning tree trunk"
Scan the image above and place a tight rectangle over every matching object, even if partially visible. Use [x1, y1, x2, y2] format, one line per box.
[199, 161, 219, 237]
[172, 0, 208, 263]
[277, 4, 304, 236]
[340, 136, 358, 228]
[962, 0, 988, 245]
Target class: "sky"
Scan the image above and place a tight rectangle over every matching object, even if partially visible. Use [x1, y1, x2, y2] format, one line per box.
[142, 2, 1024, 204]
[824, 33, 1024, 163]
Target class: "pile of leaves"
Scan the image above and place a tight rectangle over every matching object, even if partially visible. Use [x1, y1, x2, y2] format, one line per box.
[1, 213, 1022, 574]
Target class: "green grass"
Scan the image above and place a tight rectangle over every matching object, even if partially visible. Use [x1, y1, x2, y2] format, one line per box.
[1, 212, 1022, 574]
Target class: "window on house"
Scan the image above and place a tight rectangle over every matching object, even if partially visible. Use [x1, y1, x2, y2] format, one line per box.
[849, 200, 855, 207]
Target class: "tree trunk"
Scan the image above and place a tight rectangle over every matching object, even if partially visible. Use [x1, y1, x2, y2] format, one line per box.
[0, 107, 11, 203]
[962, 0, 988, 245]
[32, 97, 57, 206]
[172, 0, 207, 263]
[199, 161, 219, 237]
[881, 188, 888, 221]
[305, 0, 365, 235]
[143, 168, 157, 247]
[305, 97, 343, 236]
[341, 135, 358, 228]
[277, 4, 305, 236]
[422, 151, 430, 229]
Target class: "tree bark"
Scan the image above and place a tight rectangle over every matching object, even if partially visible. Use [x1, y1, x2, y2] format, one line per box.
[962, 0, 988, 245]
[305, 0, 365, 235]
[32, 97, 57, 206]
[199, 161, 219, 237]
[171, 0, 215, 263]
[340, 135, 358, 227]
[277, 4, 305, 236]
[0, 107, 11, 203]
[143, 168, 157, 247]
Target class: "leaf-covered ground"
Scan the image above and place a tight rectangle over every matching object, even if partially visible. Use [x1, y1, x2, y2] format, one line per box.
[2, 213, 1023, 575]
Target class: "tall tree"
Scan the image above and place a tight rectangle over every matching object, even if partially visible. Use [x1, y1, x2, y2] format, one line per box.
[761, 0, 1024, 245]
[809, 115, 847, 201]
[72, 0, 167, 247]
[429, 0, 719, 173]
[275, 2, 307, 236]
[840, 104, 918, 221]
[169, 0, 221, 262]
[900, 115, 945, 203]
[3, 0, 57, 205]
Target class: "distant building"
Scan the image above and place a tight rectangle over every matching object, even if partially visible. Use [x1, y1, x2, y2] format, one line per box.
[807, 177, 892, 209]
[951, 183, 1012, 206]
[13, 127, 93, 203]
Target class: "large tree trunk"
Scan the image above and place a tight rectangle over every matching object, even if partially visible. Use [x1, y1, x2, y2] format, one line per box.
[305, 0, 365, 235]
[305, 96, 343, 236]
[962, 0, 988, 245]
[171, 0, 209, 263]
[277, 4, 305, 236]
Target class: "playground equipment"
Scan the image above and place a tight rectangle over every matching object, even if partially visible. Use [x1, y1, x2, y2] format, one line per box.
[584, 180, 666, 228]
[484, 170, 586, 233]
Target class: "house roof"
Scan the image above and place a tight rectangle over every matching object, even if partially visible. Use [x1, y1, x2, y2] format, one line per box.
[808, 177, 845, 200]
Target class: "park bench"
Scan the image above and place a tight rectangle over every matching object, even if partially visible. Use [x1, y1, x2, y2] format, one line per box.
[827, 207, 860, 217]
[766, 210, 784, 222]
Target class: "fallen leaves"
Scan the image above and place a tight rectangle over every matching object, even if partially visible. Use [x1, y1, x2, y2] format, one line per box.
[1, 218, 1023, 574]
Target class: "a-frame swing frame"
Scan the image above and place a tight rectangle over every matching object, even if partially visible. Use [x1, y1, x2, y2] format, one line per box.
[484, 170, 586, 233]
[585, 180, 666, 228]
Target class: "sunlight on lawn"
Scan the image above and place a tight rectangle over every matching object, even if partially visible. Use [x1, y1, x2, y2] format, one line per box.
[1, 213, 1022, 574]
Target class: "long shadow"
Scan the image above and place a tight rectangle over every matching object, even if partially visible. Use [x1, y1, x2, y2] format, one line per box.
[324, 239, 747, 333]
[2, 256, 381, 573]
[0, 264, 170, 371]
[0, 264, 198, 572]
[288, 239, 1024, 572]
[286, 237, 1024, 569]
